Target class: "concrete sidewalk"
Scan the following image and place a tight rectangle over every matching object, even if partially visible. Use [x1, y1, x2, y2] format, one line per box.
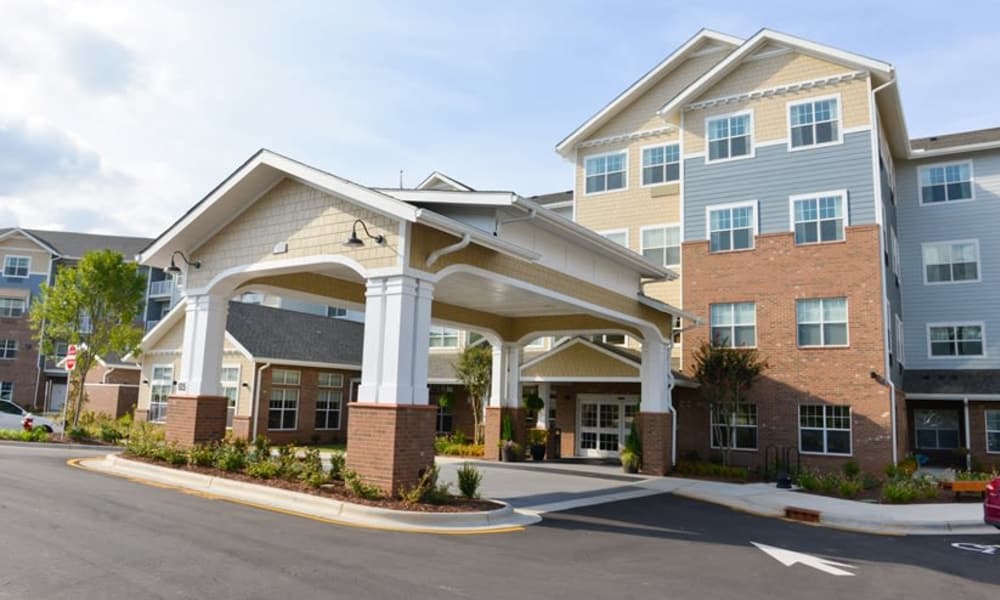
[436, 457, 996, 536]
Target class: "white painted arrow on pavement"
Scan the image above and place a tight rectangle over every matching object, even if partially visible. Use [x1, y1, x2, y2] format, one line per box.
[752, 542, 857, 576]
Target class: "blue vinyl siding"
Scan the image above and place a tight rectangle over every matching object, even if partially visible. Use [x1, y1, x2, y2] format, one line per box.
[897, 150, 1000, 370]
[0, 273, 46, 300]
[684, 130, 876, 241]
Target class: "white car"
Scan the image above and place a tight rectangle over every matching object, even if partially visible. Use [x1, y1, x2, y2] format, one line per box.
[0, 400, 63, 433]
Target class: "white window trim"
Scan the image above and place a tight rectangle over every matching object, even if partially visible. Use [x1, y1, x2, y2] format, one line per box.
[639, 223, 681, 268]
[639, 141, 681, 188]
[0, 381, 12, 402]
[787, 190, 849, 245]
[267, 387, 300, 431]
[582, 149, 629, 196]
[798, 404, 853, 456]
[925, 321, 987, 360]
[315, 388, 343, 431]
[709, 302, 757, 349]
[786, 93, 844, 153]
[709, 403, 759, 452]
[429, 326, 461, 351]
[705, 200, 759, 252]
[920, 238, 982, 286]
[0, 339, 16, 360]
[2, 255, 31, 279]
[705, 110, 755, 164]
[796, 297, 850, 348]
[986, 409, 1000, 454]
[149, 364, 174, 424]
[597, 228, 629, 249]
[913, 408, 962, 450]
[917, 160, 976, 205]
[221, 363, 241, 427]
[318, 372, 345, 388]
[0, 297, 26, 318]
[891, 228, 901, 280]
[895, 314, 905, 365]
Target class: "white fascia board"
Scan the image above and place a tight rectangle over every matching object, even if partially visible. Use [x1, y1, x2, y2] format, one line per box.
[0, 228, 61, 256]
[251, 357, 361, 371]
[140, 149, 420, 267]
[416, 171, 474, 191]
[555, 29, 742, 157]
[515, 196, 675, 280]
[129, 299, 188, 358]
[637, 292, 702, 324]
[414, 209, 541, 262]
[377, 189, 517, 206]
[908, 139, 1000, 159]
[657, 28, 893, 117]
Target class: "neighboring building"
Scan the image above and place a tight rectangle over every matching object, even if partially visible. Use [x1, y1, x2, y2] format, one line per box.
[551, 28, 999, 471]
[135, 301, 363, 445]
[0, 228, 152, 412]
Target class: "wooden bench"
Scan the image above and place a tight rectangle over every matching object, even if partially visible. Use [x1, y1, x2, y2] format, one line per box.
[945, 480, 988, 500]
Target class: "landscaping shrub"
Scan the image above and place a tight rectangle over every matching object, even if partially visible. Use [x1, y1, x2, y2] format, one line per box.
[818, 472, 840, 495]
[897, 456, 918, 477]
[246, 460, 281, 479]
[842, 460, 860, 478]
[837, 477, 863, 499]
[344, 469, 383, 500]
[0, 428, 50, 442]
[67, 427, 89, 441]
[861, 472, 880, 491]
[99, 423, 123, 443]
[400, 465, 450, 505]
[214, 439, 248, 472]
[795, 468, 821, 492]
[457, 463, 483, 499]
[882, 474, 938, 504]
[189, 444, 216, 467]
[329, 451, 346, 481]
[674, 459, 748, 481]
[250, 436, 272, 463]
[156, 443, 188, 466]
[298, 448, 328, 488]
[275, 444, 301, 479]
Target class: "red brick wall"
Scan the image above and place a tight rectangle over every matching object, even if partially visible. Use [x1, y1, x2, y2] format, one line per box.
[164, 395, 227, 447]
[639, 411, 673, 475]
[0, 315, 40, 409]
[85, 365, 140, 385]
[345, 403, 437, 495]
[682, 226, 893, 475]
[84, 384, 138, 419]
[429, 385, 477, 440]
[251, 365, 357, 445]
[969, 402, 1000, 471]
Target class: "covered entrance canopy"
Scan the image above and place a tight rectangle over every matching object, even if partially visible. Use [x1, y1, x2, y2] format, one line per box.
[138, 149, 697, 492]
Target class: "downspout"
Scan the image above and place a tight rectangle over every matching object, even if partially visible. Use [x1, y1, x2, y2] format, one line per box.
[426, 233, 471, 268]
[963, 397, 972, 471]
[251, 362, 271, 442]
[103, 367, 115, 384]
[668, 378, 677, 468]
[496, 207, 537, 228]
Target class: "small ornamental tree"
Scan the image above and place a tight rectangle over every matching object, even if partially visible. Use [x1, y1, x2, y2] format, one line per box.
[30, 250, 146, 429]
[691, 341, 768, 467]
[453, 344, 492, 445]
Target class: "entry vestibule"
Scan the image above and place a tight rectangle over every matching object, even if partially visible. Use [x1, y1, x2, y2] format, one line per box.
[576, 394, 640, 458]
[136, 150, 692, 493]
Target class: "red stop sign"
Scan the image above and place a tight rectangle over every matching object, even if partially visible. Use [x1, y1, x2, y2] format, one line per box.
[65, 344, 78, 371]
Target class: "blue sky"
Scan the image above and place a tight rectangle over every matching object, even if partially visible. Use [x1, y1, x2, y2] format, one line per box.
[1, 0, 998, 237]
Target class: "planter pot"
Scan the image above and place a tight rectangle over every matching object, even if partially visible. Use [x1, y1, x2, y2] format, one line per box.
[502, 446, 519, 463]
[622, 461, 639, 474]
[530, 444, 546, 461]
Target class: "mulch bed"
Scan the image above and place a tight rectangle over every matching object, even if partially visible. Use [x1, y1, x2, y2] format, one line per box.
[122, 453, 502, 513]
[794, 486, 980, 504]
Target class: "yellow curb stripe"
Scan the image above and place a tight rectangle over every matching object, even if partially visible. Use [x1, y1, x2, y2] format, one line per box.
[67, 458, 524, 536]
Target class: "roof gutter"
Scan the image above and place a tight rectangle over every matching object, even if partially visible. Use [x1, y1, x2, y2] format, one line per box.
[415, 209, 541, 263]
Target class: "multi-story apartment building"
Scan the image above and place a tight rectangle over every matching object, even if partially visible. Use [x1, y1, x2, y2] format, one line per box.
[543, 28, 1000, 471]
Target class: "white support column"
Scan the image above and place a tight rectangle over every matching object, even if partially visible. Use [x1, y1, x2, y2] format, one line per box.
[640, 337, 674, 413]
[179, 293, 229, 396]
[358, 275, 433, 405]
[536, 382, 551, 429]
[489, 342, 521, 408]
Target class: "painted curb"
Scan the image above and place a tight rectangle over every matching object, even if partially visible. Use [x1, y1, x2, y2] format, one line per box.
[80, 454, 540, 534]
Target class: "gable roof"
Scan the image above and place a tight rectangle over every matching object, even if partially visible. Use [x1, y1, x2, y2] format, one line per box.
[555, 29, 742, 157]
[519, 336, 697, 387]
[0, 228, 62, 255]
[528, 191, 572, 207]
[909, 126, 1000, 157]
[0, 227, 152, 260]
[416, 171, 475, 192]
[226, 302, 364, 366]
[656, 28, 894, 118]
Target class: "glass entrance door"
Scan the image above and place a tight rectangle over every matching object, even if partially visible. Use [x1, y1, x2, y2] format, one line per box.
[577, 395, 639, 458]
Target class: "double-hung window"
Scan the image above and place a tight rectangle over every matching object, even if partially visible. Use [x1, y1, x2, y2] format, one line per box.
[919, 162, 973, 204]
[706, 113, 751, 162]
[799, 405, 852, 455]
[0, 339, 15, 360]
[708, 203, 755, 252]
[2, 256, 29, 278]
[584, 151, 627, 194]
[0, 298, 26, 318]
[0, 382, 11, 402]
[149, 366, 173, 423]
[797, 298, 848, 347]
[791, 192, 845, 244]
[710, 302, 756, 348]
[928, 324, 984, 357]
[914, 409, 961, 450]
[789, 96, 840, 148]
[220, 366, 240, 428]
[315, 372, 343, 430]
[922, 240, 980, 284]
[987, 411, 1000, 453]
[268, 369, 300, 430]
[429, 327, 459, 348]
[641, 144, 680, 185]
[641, 225, 680, 266]
[710, 403, 758, 450]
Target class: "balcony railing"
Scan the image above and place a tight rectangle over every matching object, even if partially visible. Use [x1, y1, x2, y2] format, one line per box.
[149, 280, 175, 298]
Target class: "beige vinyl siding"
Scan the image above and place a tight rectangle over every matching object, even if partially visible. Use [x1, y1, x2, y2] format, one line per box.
[0, 234, 52, 274]
[522, 342, 639, 379]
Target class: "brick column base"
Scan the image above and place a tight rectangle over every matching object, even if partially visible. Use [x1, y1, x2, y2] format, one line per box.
[165, 395, 227, 448]
[231, 416, 252, 440]
[134, 408, 149, 423]
[483, 407, 527, 461]
[638, 411, 673, 476]
[345, 404, 437, 496]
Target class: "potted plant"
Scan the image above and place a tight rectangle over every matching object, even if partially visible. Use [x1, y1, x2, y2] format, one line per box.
[523, 392, 544, 420]
[502, 440, 524, 462]
[528, 428, 548, 461]
[498, 414, 514, 461]
[620, 421, 642, 473]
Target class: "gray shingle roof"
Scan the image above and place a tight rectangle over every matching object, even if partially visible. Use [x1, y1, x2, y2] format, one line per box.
[910, 127, 1000, 152]
[528, 191, 573, 206]
[226, 302, 364, 366]
[0, 228, 152, 259]
[903, 369, 1000, 396]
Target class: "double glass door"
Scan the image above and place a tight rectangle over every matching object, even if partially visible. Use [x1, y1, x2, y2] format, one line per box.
[577, 394, 639, 458]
